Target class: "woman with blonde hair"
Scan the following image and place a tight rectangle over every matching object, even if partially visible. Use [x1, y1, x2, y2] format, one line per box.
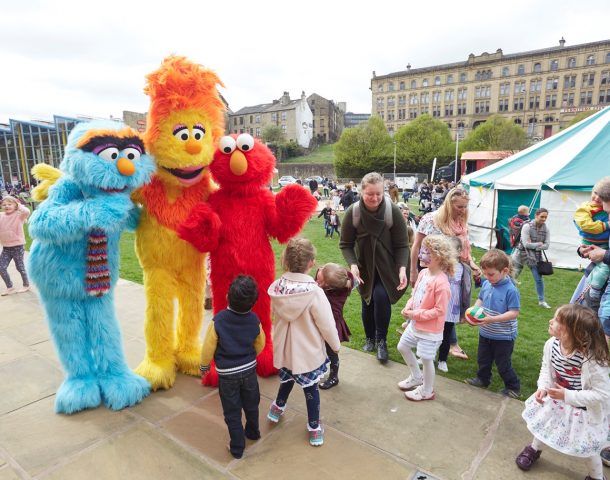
[410, 186, 481, 360]
[340, 172, 409, 364]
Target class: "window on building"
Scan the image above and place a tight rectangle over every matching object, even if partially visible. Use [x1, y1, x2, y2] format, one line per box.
[399, 95, 407, 106]
[562, 92, 575, 106]
[255, 127, 261, 137]
[432, 105, 441, 117]
[389, 82, 394, 91]
[533, 63, 541, 73]
[546, 77, 558, 90]
[444, 104, 454, 116]
[563, 75, 576, 89]
[447, 74, 454, 84]
[409, 94, 417, 105]
[444, 90, 454, 101]
[377, 84, 384, 92]
[411, 79, 417, 89]
[568, 57, 576, 68]
[502, 67, 510, 77]
[422, 78, 429, 87]
[517, 64, 525, 75]
[432, 91, 441, 103]
[499, 98, 509, 111]
[460, 72, 467, 82]
[281, 124, 287, 133]
[457, 103, 467, 115]
[545, 94, 557, 108]
[400, 81, 405, 90]
[239, 116, 244, 125]
[475, 71, 481, 81]
[249, 128, 254, 135]
[499, 83, 510, 96]
[475, 85, 491, 98]
[420, 104, 429, 115]
[580, 90, 593, 105]
[529, 96, 540, 109]
[249, 115, 253, 123]
[387, 96, 395, 107]
[544, 116, 554, 122]
[550, 59, 558, 71]
[409, 108, 417, 119]
[255, 115, 261, 124]
[474, 100, 490, 113]
[600, 89, 610, 104]
[586, 55, 595, 66]
[420, 92, 429, 104]
[387, 110, 395, 121]
[434, 76, 441, 85]
[607, 52, 610, 63]
[457, 88, 467, 100]
[233, 117, 237, 126]
[271, 112, 277, 122]
[582, 73, 595, 87]
[281, 112, 287, 121]
[513, 97, 524, 111]
[530, 79, 542, 92]
[514, 118, 522, 125]
[514, 81, 526, 93]
[602, 71, 610, 85]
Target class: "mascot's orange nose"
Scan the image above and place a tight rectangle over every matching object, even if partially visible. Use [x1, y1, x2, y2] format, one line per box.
[116, 157, 135, 176]
[230, 150, 248, 176]
[185, 139, 202, 155]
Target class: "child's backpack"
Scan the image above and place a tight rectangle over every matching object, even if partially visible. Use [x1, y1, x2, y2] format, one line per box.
[352, 196, 393, 229]
[508, 215, 528, 247]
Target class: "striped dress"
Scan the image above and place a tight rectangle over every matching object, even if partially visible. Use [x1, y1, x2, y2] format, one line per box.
[522, 338, 607, 456]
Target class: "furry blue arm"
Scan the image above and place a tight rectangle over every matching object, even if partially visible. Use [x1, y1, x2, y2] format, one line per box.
[125, 205, 142, 232]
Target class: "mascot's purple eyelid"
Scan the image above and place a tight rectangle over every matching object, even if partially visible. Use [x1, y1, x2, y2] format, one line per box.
[172, 124, 187, 134]
[92, 143, 118, 155]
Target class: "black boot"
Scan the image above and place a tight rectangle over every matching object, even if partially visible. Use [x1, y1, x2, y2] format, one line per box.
[320, 365, 339, 390]
[377, 339, 389, 364]
[363, 338, 375, 352]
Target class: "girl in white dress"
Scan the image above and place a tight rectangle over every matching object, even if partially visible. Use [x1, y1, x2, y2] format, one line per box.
[516, 304, 610, 480]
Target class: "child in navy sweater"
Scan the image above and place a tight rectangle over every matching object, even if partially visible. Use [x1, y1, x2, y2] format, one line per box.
[200, 275, 266, 459]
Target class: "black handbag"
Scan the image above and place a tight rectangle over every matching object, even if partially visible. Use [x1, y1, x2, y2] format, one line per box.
[537, 251, 554, 275]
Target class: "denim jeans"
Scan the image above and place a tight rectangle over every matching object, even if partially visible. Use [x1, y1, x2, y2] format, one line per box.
[530, 265, 545, 301]
[361, 274, 391, 342]
[476, 336, 520, 391]
[218, 369, 260, 458]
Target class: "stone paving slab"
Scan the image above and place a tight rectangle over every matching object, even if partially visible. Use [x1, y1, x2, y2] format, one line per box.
[0, 259, 607, 480]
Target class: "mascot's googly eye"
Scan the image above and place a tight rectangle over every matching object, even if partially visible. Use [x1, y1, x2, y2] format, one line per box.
[173, 126, 189, 141]
[192, 124, 206, 141]
[98, 146, 120, 161]
[122, 147, 141, 161]
[236, 133, 254, 152]
[219, 136, 236, 154]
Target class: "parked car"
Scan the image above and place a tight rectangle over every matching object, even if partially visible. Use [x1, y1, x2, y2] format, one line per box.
[304, 175, 324, 185]
[278, 175, 297, 187]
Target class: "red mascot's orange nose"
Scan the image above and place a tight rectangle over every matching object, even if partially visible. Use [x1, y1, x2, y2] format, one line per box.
[230, 150, 248, 176]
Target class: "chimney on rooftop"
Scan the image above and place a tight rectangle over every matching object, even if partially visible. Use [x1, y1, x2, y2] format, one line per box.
[559, 37, 566, 47]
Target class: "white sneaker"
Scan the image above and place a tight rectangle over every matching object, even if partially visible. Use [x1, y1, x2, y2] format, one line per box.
[397, 375, 423, 391]
[437, 361, 448, 373]
[404, 385, 436, 401]
[538, 301, 551, 309]
[17, 286, 30, 293]
[1, 287, 16, 296]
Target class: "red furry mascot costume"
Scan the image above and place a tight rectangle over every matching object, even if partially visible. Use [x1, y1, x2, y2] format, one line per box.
[178, 133, 317, 386]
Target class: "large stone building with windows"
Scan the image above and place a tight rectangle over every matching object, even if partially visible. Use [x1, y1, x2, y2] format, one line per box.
[306, 94, 345, 143]
[371, 38, 610, 140]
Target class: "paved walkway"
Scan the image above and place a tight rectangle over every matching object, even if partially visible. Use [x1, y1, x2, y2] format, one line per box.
[0, 260, 593, 480]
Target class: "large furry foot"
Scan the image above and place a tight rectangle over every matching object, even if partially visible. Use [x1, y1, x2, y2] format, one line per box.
[99, 372, 150, 410]
[55, 376, 101, 414]
[134, 358, 176, 391]
[175, 345, 201, 377]
[256, 346, 278, 377]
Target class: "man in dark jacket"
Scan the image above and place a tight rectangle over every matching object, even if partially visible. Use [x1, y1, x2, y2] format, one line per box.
[340, 184, 358, 210]
[309, 178, 318, 196]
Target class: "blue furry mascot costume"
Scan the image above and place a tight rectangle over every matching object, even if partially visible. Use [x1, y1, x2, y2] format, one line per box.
[27, 121, 154, 414]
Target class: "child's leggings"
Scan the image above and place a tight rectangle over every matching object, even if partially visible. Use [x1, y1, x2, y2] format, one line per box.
[397, 336, 436, 397]
[0, 245, 28, 288]
[531, 437, 603, 479]
[275, 380, 320, 429]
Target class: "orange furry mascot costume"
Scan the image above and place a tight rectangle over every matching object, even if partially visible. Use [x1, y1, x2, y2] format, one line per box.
[133, 56, 225, 390]
[178, 133, 317, 385]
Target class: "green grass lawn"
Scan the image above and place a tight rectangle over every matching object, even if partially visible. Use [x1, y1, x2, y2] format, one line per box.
[114, 215, 581, 399]
[282, 143, 335, 164]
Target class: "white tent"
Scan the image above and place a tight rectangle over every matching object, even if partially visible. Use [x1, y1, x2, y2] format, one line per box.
[462, 106, 610, 269]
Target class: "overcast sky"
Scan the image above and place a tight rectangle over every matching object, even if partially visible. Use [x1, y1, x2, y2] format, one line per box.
[1, 0, 609, 124]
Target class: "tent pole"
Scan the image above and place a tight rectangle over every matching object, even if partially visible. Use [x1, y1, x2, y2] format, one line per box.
[490, 189, 497, 250]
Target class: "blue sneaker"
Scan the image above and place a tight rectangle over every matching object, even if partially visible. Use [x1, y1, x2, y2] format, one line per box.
[308, 425, 324, 447]
[267, 402, 284, 423]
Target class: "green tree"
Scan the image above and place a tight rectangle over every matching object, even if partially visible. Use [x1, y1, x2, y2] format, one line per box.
[261, 124, 285, 144]
[565, 110, 597, 128]
[460, 115, 528, 151]
[335, 116, 393, 176]
[394, 114, 454, 172]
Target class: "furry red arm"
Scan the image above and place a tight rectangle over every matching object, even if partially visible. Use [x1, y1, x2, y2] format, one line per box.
[177, 202, 221, 253]
[268, 184, 317, 243]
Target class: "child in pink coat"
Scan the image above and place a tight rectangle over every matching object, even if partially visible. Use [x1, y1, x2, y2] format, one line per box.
[0, 196, 30, 295]
[396, 235, 455, 401]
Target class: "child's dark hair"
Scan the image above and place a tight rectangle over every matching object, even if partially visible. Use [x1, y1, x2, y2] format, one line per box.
[480, 248, 512, 273]
[281, 237, 316, 273]
[555, 304, 609, 366]
[228, 275, 259, 313]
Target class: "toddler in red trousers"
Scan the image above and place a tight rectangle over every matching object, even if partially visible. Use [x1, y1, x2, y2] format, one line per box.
[396, 235, 454, 401]
[267, 238, 340, 447]
[0, 196, 30, 295]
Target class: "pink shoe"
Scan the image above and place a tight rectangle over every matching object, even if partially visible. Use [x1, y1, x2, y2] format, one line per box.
[1, 287, 16, 296]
